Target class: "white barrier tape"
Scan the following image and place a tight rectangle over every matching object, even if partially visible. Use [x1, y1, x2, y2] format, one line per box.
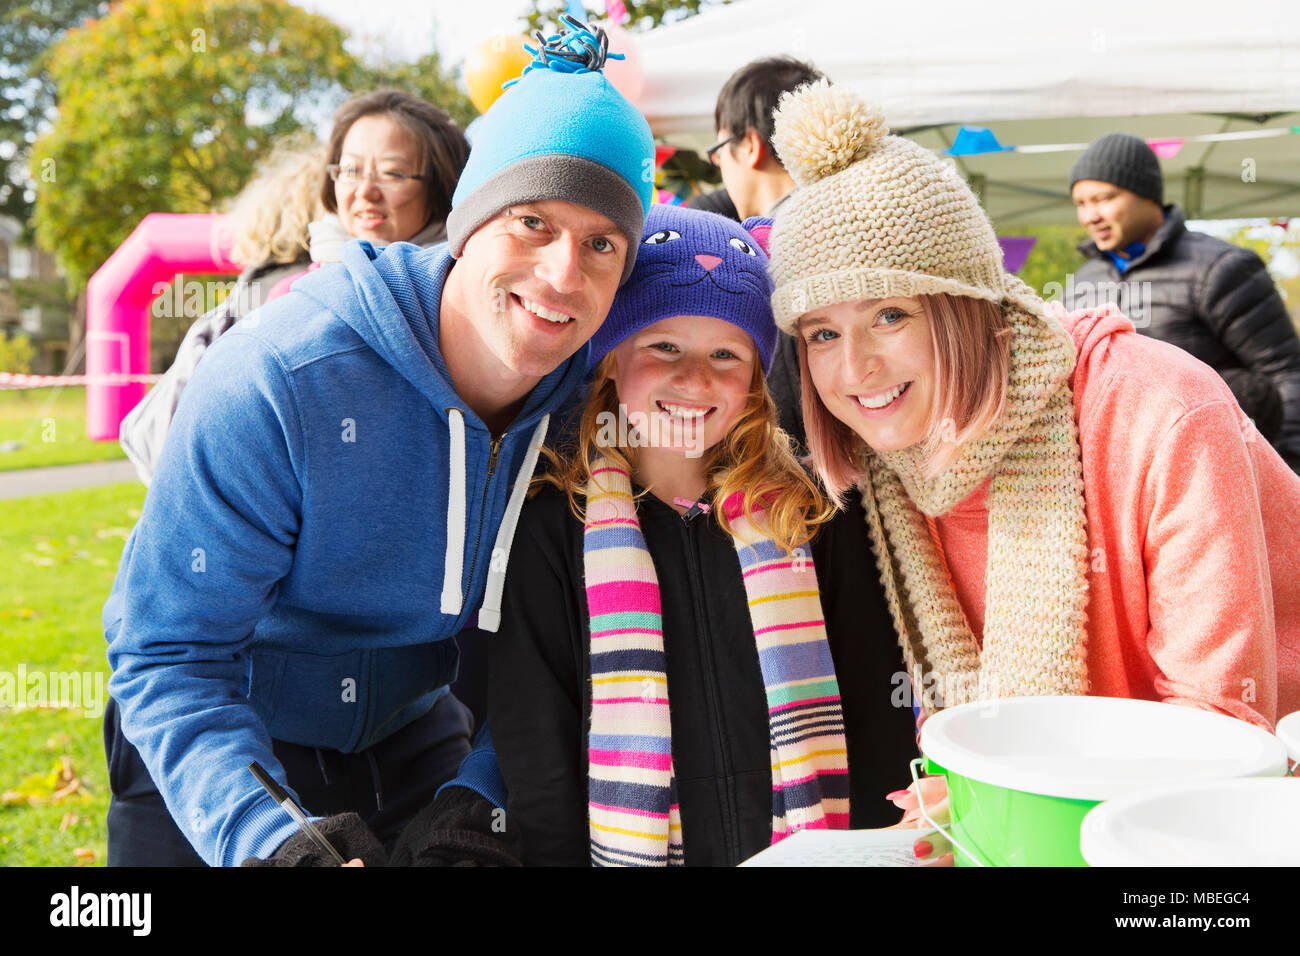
[0, 372, 163, 389]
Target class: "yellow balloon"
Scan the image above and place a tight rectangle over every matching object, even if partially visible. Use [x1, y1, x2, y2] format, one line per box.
[465, 34, 535, 114]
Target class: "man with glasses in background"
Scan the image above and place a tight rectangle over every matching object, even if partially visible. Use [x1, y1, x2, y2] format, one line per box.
[690, 56, 826, 443]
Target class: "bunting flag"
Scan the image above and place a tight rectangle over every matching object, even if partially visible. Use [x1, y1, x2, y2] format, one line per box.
[1146, 138, 1185, 159]
[944, 125, 1300, 158]
[946, 126, 1013, 156]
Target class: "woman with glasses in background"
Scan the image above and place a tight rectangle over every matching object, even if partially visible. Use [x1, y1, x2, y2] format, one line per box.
[121, 90, 470, 483]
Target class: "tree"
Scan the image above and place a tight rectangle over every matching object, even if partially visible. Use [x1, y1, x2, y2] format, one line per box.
[353, 52, 477, 131]
[0, 0, 107, 228]
[30, 0, 357, 288]
[522, 0, 732, 35]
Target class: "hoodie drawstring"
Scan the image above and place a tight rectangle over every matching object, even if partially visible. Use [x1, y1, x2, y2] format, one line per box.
[440, 408, 467, 616]
[478, 414, 550, 632]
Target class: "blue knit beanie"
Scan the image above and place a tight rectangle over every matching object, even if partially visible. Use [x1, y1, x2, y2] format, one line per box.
[446, 17, 655, 284]
[588, 204, 779, 372]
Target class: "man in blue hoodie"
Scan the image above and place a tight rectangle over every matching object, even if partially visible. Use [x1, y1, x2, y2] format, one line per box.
[102, 21, 655, 866]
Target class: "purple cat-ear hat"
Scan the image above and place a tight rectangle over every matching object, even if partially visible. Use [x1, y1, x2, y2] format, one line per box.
[587, 203, 778, 372]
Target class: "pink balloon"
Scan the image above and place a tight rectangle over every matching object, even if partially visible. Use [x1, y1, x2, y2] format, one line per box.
[601, 22, 644, 105]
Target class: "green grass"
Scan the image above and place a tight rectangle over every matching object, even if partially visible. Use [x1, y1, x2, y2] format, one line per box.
[0, 482, 145, 866]
[0, 387, 128, 472]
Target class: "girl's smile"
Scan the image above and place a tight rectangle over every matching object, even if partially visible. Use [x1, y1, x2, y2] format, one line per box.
[608, 315, 756, 497]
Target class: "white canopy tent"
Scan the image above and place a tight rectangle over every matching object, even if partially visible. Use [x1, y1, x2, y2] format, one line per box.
[634, 0, 1300, 224]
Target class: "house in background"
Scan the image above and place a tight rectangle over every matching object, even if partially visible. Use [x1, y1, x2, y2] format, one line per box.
[0, 214, 75, 374]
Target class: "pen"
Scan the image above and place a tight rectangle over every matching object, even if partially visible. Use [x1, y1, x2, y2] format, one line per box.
[248, 761, 348, 866]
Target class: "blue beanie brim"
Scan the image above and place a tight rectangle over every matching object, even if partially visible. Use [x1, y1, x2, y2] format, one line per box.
[446, 154, 647, 285]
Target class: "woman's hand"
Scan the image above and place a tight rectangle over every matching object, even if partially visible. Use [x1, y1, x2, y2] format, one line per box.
[886, 776, 954, 866]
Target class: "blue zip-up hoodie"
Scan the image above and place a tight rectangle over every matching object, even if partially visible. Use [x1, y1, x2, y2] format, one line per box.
[103, 240, 587, 866]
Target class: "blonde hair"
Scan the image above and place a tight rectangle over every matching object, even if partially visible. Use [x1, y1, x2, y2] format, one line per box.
[801, 293, 1011, 505]
[542, 353, 834, 554]
[228, 136, 328, 269]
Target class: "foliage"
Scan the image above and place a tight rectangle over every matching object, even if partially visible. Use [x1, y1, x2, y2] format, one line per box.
[521, 0, 731, 35]
[0, 0, 107, 228]
[999, 222, 1091, 300]
[30, 0, 358, 288]
[353, 51, 478, 132]
[0, 333, 37, 374]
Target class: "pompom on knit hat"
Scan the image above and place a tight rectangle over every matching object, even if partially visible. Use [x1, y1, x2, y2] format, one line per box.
[767, 80, 1010, 333]
[587, 203, 779, 372]
[1069, 132, 1163, 205]
[446, 16, 655, 284]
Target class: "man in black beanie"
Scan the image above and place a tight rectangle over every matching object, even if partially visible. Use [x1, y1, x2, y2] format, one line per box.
[1066, 132, 1300, 471]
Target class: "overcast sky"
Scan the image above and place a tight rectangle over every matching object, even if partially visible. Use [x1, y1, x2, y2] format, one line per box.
[294, 0, 538, 67]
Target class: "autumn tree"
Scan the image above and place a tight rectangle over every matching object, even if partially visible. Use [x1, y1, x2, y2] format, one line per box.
[30, 0, 357, 287]
[354, 52, 477, 132]
[0, 0, 106, 227]
[522, 0, 732, 35]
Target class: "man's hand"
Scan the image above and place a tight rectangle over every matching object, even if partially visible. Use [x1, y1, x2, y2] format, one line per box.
[389, 786, 522, 867]
[241, 812, 387, 867]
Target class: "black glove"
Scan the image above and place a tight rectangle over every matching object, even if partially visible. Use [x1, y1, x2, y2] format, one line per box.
[389, 786, 522, 867]
[241, 811, 387, 867]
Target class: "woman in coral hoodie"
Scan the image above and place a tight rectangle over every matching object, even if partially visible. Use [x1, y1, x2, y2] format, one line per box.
[762, 82, 1300, 855]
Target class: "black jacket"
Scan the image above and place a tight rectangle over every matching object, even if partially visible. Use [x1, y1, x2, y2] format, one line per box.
[1069, 206, 1300, 470]
[489, 485, 919, 866]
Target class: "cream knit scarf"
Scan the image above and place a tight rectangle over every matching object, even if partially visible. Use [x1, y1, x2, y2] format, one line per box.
[858, 283, 1091, 715]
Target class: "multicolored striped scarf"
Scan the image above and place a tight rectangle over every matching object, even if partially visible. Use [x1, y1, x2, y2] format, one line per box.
[583, 456, 850, 866]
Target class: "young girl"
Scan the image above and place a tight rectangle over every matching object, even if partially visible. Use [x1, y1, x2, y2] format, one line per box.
[488, 204, 919, 866]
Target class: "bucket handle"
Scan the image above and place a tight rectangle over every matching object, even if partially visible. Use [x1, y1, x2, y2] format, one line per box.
[909, 757, 985, 868]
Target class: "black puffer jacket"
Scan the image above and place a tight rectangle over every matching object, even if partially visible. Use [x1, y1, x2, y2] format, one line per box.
[489, 485, 919, 867]
[1069, 205, 1300, 470]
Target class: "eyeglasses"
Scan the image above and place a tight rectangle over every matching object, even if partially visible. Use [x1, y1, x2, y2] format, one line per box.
[327, 164, 427, 188]
[706, 137, 733, 166]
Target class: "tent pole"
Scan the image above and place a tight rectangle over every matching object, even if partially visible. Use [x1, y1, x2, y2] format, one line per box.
[1183, 167, 1205, 219]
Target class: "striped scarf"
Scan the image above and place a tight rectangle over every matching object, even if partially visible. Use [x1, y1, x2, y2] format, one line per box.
[583, 457, 850, 867]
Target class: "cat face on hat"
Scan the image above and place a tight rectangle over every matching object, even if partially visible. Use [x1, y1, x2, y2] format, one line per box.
[589, 204, 778, 371]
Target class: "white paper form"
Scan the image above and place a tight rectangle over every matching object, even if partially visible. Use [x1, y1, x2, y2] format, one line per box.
[739, 827, 939, 867]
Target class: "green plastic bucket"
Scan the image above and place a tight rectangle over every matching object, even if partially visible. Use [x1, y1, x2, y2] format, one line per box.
[916, 697, 1288, 867]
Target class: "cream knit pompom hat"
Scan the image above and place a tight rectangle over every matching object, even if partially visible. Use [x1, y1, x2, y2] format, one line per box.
[768, 80, 1006, 333]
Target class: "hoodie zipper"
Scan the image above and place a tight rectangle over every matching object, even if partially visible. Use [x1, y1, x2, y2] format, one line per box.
[461, 434, 503, 608]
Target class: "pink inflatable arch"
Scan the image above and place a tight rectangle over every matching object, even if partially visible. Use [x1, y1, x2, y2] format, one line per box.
[85, 213, 238, 440]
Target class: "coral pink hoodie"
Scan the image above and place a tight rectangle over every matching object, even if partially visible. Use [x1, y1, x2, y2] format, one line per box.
[931, 305, 1300, 731]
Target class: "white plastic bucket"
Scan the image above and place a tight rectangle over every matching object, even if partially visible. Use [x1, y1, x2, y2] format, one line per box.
[1276, 710, 1300, 771]
[1081, 778, 1300, 865]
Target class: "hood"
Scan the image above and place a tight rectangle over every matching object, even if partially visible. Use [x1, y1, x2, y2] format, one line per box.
[1047, 299, 1135, 378]
[288, 238, 589, 433]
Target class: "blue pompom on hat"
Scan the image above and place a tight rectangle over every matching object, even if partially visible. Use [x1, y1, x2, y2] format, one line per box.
[588, 204, 779, 371]
[446, 17, 656, 284]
